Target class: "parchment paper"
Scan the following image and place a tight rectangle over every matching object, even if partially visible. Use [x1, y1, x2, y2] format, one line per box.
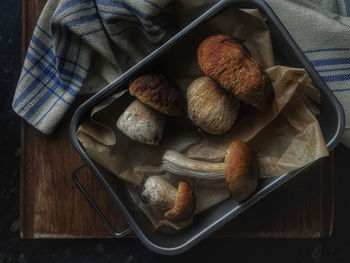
[76, 8, 329, 230]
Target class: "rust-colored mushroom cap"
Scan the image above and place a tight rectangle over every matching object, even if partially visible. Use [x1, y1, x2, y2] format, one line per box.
[197, 34, 274, 110]
[224, 140, 258, 202]
[164, 181, 196, 222]
[129, 73, 185, 116]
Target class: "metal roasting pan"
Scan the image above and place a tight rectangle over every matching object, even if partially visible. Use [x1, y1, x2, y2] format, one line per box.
[70, 0, 345, 255]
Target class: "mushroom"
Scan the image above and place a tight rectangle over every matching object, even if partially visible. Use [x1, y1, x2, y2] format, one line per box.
[117, 73, 185, 145]
[186, 76, 240, 135]
[197, 34, 274, 110]
[162, 140, 258, 202]
[129, 73, 185, 117]
[224, 140, 258, 202]
[117, 99, 165, 145]
[141, 176, 195, 222]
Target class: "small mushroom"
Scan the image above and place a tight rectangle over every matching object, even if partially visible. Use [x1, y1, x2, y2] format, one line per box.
[117, 73, 185, 145]
[117, 99, 165, 145]
[162, 140, 258, 202]
[141, 176, 195, 222]
[224, 140, 258, 202]
[186, 76, 240, 135]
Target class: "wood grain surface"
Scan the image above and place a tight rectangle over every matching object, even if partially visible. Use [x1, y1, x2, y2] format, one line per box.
[20, 0, 334, 238]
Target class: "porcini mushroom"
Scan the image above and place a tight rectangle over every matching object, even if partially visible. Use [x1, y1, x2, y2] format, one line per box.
[224, 140, 258, 202]
[162, 140, 258, 202]
[141, 176, 195, 222]
[117, 73, 185, 145]
[186, 76, 240, 135]
[197, 34, 274, 110]
[130, 73, 185, 117]
[117, 99, 165, 145]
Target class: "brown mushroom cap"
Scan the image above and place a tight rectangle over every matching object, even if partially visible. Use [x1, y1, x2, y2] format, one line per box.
[164, 181, 195, 222]
[197, 34, 274, 111]
[224, 140, 258, 202]
[129, 73, 185, 116]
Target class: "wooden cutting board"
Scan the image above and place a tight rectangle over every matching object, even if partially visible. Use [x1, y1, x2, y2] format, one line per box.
[20, 0, 334, 239]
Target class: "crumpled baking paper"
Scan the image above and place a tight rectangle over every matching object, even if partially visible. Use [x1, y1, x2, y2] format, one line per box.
[76, 8, 328, 230]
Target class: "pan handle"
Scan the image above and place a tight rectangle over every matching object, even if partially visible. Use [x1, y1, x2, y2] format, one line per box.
[72, 163, 132, 238]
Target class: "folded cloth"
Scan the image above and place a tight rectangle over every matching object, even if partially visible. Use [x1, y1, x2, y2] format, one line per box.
[13, 0, 350, 148]
[266, 0, 350, 147]
[12, 0, 175, 134]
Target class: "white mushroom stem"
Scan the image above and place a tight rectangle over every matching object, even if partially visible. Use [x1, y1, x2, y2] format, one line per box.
[141, 176, 177, 210]
[117, 99, 165, 146]
[162, 150, 225, 179]
[141, 176, 196, 222]
[162, 142, 258, 203]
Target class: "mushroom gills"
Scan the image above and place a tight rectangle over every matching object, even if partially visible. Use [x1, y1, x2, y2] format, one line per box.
[162, 150, 225, 179]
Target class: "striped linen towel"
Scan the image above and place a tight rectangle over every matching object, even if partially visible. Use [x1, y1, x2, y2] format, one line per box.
[12, 0, 175, 134]
[266, 0, 350, 147]
[13, 0, 350, 147]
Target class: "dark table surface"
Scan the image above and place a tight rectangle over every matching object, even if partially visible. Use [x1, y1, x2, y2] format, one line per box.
[2, 0, 350, 262]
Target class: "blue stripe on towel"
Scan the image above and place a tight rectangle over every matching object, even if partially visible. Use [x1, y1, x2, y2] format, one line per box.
[317, 66, 350, 73]
[28, 45, 84, 89]
[18, 67, 71, 114]
[31, 36, 57, 62]
[345, 0, 350, 16]
[98, 9, 135, 17]
[18, 29, 79, 120]
[16, 36, 57, 88]
[18, 53, 74, 110]
[64, 13, 99, 28]
[34, 39, 83, 126]
[15, 64, 63, 113]
[28, 44, 80, 92]
[23, 83, 62, 120]
[31, 34, 85, 84]
[58, 6, 96, 23]
[56, 55, 88, 71]
[25, 53, 75, 97]
[143, 0, 162, 10]
[52, 4, 96, 35]
[96, 0, 160, 20]
[305, 47, 350, 53]
[21, 64, 69, 120]
[333, 87, 350, 92]
[36, 24, 52, 39]
[14, 45, 57, 108]
[81, 27, 104, 36]
[52, 0, 86, 21]
[17, 44, 53, 86]
[311, 57, 350, 66]
[321, 74, 350, 82]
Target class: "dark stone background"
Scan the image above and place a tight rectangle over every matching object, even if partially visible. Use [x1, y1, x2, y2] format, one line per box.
[1, 0, 350, 262]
